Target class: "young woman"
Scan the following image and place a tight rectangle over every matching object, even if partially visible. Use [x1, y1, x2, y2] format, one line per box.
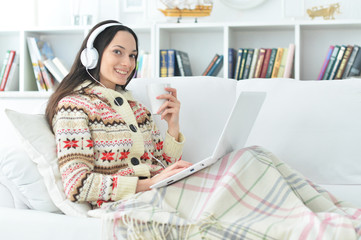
[45, 20, 192, 207]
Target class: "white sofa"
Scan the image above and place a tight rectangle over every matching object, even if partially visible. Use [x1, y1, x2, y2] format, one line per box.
[0, 76, 360, 239]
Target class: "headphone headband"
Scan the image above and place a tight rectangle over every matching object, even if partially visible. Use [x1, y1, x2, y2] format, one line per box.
[81, 22, 122, 69]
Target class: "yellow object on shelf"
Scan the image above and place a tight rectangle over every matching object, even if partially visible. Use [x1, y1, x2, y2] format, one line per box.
[159, 0, 213, 22]
[307, 3, 341, 20]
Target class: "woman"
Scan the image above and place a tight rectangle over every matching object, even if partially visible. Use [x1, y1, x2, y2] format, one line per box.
[46, 20, 192, 207]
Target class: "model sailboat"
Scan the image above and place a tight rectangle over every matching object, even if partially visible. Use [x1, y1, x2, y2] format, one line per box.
[159, 0, 213, 21]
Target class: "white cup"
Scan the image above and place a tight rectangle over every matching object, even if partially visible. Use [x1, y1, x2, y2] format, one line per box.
[147, 83, 171, 114]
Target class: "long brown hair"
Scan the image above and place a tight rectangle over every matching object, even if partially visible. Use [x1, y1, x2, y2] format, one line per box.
[45, 20, 139, 131]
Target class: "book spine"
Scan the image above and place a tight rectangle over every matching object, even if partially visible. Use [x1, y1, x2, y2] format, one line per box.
[234, 48, 243, 80]
[323, 45, 340, 80]
[342, 45, 360, 79]
[52, 57, 69, 77]
[329, 45, 346, 80]
[203, 54, 219, 76]
[208, 55, 224, 76]
[283, 43, 295, 78]
[4, 53, 19, 91]
[241, 49, 254, 79]
[160, 49, 168, 77]
[335, 45, 353, 79]
[0, 50, 16, 91]
[0, 51, 10, 91]
[238, 49, 248, 80]
[27, 37, 47, 91]
[254, 48, 266, 78]
[167, 49, 176, 77]
[260, 49, 272, 78]
[175, 51, 185, 76]
[317, 45, 334, 80]
[248, 48, 259, 79]
[277, 48, 288, 78]
[348, 47, 361, 77]
[266, 48, 277, 78]
[228, 48, 236, 79]
[271, 48, 284, 78]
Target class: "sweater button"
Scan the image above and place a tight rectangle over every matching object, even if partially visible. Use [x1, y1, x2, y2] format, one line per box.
[114, 97, 123, 106]
[129, 124, 137, 132]
[131, 157, 140, 165]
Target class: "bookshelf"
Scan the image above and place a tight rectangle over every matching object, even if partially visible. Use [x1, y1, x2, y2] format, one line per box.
[1, 20, 361, 98]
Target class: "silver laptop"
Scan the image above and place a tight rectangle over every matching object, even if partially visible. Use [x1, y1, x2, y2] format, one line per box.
[150, 91, 266, 189]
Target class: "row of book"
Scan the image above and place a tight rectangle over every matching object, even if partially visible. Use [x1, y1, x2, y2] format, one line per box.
[0, 50, 19, 91]
[202, 54, 224, 76]
[27, 37, 69, 92]
[318, 45, 361, 80]
[135, 51, 152, 78]
[160, 49, 193, 77]
[229, 44, 295, 80]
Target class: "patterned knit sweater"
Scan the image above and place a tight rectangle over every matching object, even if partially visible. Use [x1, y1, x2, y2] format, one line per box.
[52, 81, 185, 206]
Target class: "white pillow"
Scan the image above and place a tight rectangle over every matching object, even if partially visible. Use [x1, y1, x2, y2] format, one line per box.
[5, 109, 91, 217]
[0, 144, 58, 211]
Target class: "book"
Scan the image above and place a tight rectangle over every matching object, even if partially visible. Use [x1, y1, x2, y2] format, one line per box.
[254, 48, 266, 78]
[323, 45, 340, 80]
[277, 48, 288, 78]
[342, 45, 360, 79]
[283, 43, 295, 78]
[317, 45, 334, 80]
[241, 49, 254, 79]
[335, 45, 353, 79]
[329, 45, 346, 80]
[228, 48, 237, 79]
[4, 53, 19, 91]
[0, 51, 10, 91]
[52, 57, 69, 78]
[207, 55, 224, 76]
[202, 54, 219, 76]
[266, 48, 278, 78]
[233, 48, 244, 80]
[260, 48, 272, 78]
[348, 47, 361, 77]
[175, 50, 192, 76]
[0, 50, 16, 91]
[167, 49, 176, 77]
[271, 48, 284, 78]
[238, 49, 248, 80]
[248, 48, 259, 79]
[160, 49, 168, 77]
[27, 37, 47, 91]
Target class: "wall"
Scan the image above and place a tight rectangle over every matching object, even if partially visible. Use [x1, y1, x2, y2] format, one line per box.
[1, 0, 361, 28]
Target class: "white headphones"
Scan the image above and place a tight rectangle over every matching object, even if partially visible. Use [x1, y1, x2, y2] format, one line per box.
[80, 23, 122, 69]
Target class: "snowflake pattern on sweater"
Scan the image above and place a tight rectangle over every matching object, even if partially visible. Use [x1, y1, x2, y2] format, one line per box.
[52, 82, 184, 206]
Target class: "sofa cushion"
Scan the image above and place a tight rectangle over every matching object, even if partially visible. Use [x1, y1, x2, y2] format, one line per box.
[5, 109, 91, 217]
[0, 144, 56, 211]
[237, 78, 361, 185]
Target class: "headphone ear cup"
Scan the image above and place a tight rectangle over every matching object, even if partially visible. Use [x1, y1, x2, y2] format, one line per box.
[80, 47, 99, 69]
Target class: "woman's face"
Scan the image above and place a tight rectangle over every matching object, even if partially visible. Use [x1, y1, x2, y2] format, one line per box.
[99, 30, 137, 89]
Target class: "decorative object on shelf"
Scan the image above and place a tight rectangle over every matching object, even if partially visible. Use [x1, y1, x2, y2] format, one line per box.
[220, 0, 267, 10]
[123, 0, 145, 12]
[159, 0, 213, 23]
[307, 3, 341, 20]
[70, 0, 99, 26]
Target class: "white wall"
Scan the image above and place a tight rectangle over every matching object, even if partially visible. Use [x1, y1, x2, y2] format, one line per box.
[1, 0, 360, 28]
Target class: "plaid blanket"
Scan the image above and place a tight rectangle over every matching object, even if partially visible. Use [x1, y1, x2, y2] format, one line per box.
[90, 146, 361, 239]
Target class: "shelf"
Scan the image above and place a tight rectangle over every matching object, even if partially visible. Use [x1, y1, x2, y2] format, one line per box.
[0, 20, 360, 97]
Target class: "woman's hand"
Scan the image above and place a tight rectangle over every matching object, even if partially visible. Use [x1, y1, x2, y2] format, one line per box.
[157, 87, 181, 141]
[136, 160, 193, 193]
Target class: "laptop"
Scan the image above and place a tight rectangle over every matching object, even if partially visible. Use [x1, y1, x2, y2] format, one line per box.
[150, 91, 266, 189]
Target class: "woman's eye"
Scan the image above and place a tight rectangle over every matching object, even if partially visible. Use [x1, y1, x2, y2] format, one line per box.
[114, 50, 121, 55]
[130, 54, 137, 59]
